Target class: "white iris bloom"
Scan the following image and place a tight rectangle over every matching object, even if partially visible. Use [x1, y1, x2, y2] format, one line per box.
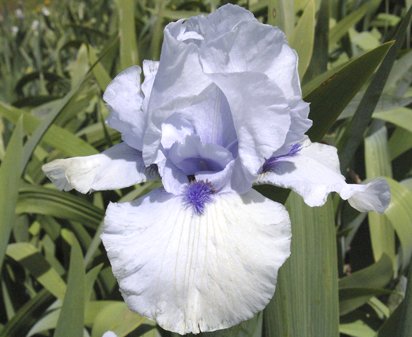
[42, 4, 390, 334]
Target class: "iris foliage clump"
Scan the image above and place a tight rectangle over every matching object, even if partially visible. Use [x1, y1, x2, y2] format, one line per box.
[0, 0, 411, 337]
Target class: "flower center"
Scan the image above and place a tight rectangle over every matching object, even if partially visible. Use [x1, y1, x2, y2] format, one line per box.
[261, 143, 302, 173]
[183, 180, 215, 215]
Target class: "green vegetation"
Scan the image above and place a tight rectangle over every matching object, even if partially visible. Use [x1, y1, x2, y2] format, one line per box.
[0, 0, 411, 336]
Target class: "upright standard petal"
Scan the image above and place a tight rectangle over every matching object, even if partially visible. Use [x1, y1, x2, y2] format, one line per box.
[257, 140, 390, 213]
[102, 188, 291, 334]
[42, 143, 154, 194]
[206, 72, 291, 176]
[103, 66, 146, 151]
[200, 18, 301, 100]
[142, 31, 212, 165]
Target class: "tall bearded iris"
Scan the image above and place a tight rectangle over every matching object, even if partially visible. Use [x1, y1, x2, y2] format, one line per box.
[42, 4, 390, 335]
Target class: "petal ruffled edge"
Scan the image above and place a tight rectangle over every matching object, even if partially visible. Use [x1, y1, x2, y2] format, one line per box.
[42, 143, 156, 194]
[344, 178, 391, 214]
[102, 188, 290, 334]
[257, 140, 390, 213]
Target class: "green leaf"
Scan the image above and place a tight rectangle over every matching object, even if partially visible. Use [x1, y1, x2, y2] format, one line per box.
[339, 255, 393, 289]
[364, 127, 395, 266]
[116, 0, 139, 70]
[199, 314, 262, 337]
[264, 194, 339, 337]
[88, 45, 112, 91]
[289, 0, 315, 79]
[380, 262, 412, 337]
[339, 255, 393, 315]
[0, 101, 98, 157]
[268, 0, 294, 37]
[53, 234, 85, 337]
[85, 264, 103, 301]
[0, 118, 23, 270]
[338, 7, 412, 170]
[388, 127, 412, 159]
[20, 77, 97, 172]
[385, 50, 412, 95]
[17, 185, 104, 228]
[397, 260, 412, 337]
[303, 0, 329, 82]
[340, 288, 394, 316]
[385, 178, 412, 269]
[329, 0, 381, 47]
[91, 302, 145, 337]
[0, 289, 53, 337]
[304, 42, 393, 141]
[6, 243, 66, 299]
[28, 301, 134, 336]
[339, 320, 376, 337]
[374, 107, 412, 132]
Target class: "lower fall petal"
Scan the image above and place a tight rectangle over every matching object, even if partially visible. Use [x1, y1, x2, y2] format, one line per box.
[42, 143, 155, 194]
[101, 188, 291, 334]
[257, 140, 390, 213]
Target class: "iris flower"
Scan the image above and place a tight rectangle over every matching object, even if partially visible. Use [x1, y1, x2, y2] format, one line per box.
[42, 4, 390, 334]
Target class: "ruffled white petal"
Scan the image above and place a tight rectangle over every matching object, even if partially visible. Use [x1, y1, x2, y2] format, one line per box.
[42, 143, 153, 194]
[200, 18, 300, 100]
[103, 66, 146, 151]
[257, 140, 390, 213]
[102, 188, 291, 334]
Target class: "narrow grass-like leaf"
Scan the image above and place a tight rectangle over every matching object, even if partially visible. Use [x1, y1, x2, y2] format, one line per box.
[397, 260, 412, 337]
[0, 118, 23, 269]
[150, 0, 167, 59]
[161, 9, 206, 20]
[264, 194, 339, 337]
[364, 127, 395, 266]
[21, 81, 90, 171]
[88, 45, 112, 91]
[116, 0, 139, 70]
[0, 101, 98, 156]
[338, 7, 412, 170]
[53, 234, 85, 337]
[339, 255, 393, 315]
[378, 259, 412, 337]
[339, 254, 393, 289]
[17, 184, 104, 228]
[385, 49, 412, 94]
[340, 288, 394, 316]
[91, 302, 145, 337]
[373, 107, 412, 132]
[200, 314, 263, 337]
[329, 0, 381, 47]
[304, 42, 393, 141]
[0, 289, 53, 337]
[85, 264, 103, 301]
[28, 301, 141, 336]
[388, 127, 412, 159]
[6, 243, 66, 299]
[303, 0, 329, 82]
[289, 0, 315, 79]
[267, 0, 294, 37]
[339, 320, 376, 337]
[385, 178, 412, 269]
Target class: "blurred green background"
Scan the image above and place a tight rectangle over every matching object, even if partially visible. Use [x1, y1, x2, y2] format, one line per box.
[0, 1, 412, 337]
